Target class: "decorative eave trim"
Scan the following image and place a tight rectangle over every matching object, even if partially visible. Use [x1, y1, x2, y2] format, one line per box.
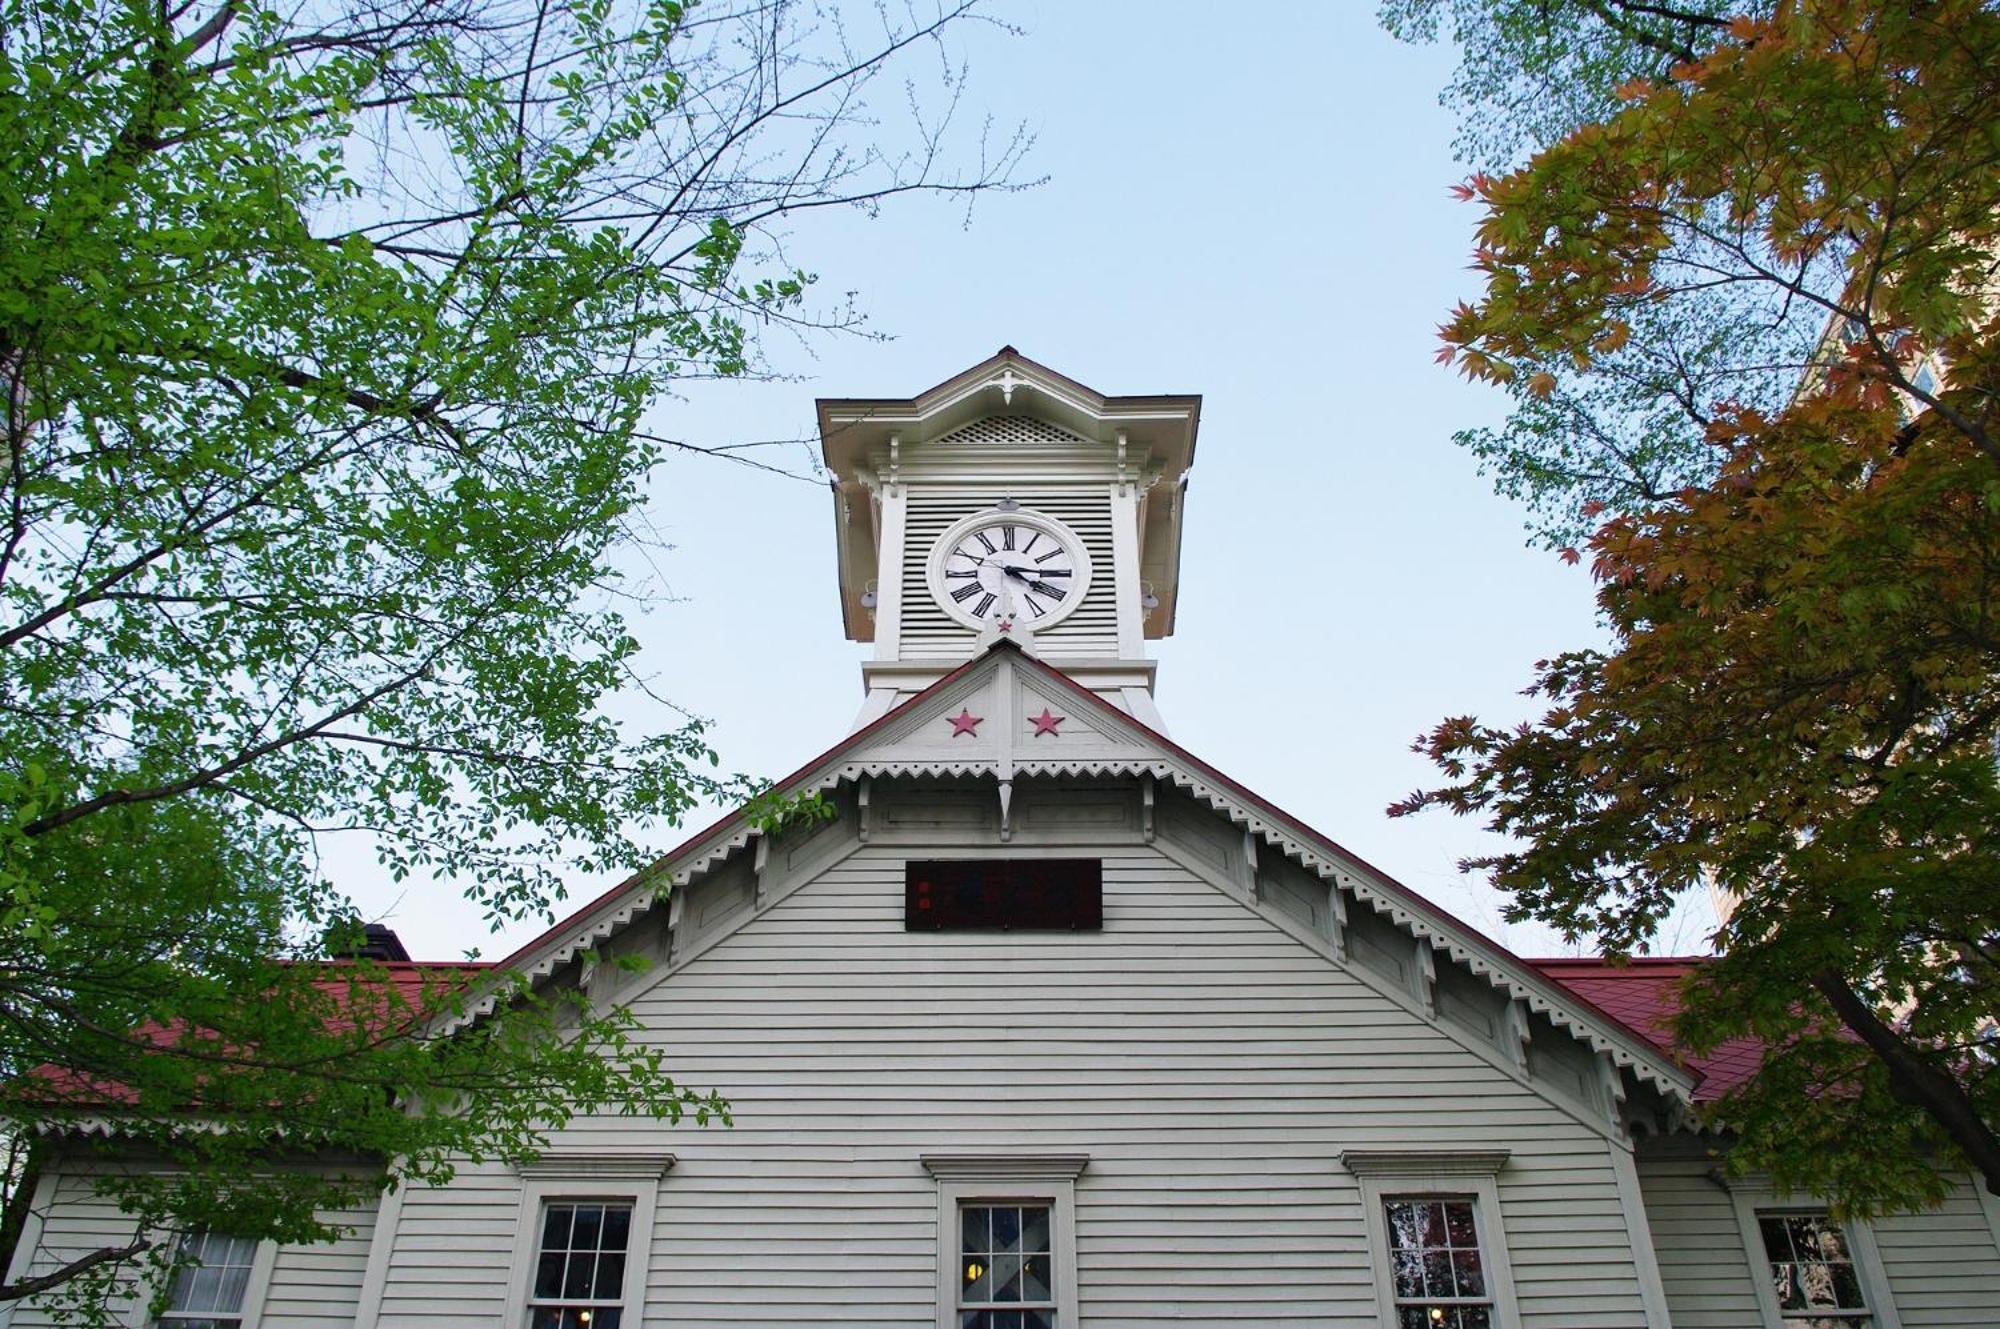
[446, 649, 1700, 1107]
[1341, 1149, 1511, 1178]
[920, 1153, 1090, 1180]
[514, 1151, 676, 1181]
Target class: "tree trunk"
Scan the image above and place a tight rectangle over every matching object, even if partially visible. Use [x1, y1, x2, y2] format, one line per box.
[1812, 968, 2000, 1197]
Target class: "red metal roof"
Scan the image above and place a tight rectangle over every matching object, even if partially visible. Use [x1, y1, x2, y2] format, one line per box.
[1527, 957, 1761, 1101]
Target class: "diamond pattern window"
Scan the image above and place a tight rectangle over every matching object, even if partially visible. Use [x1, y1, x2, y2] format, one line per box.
[1757, 1212, 1873, 1326]
[528, 1201, 632, 1329]
[958, 1202, 1056, 1329]
[1384, 1198, 1493, 1329]
[158, 1231, 259, 1328]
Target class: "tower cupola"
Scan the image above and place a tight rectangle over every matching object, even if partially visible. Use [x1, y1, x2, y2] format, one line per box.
[820, 349, 1199, 730]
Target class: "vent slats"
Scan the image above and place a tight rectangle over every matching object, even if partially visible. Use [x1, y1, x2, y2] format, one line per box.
[936, 415, 1089, 447]
[900, 488, 1118, 658]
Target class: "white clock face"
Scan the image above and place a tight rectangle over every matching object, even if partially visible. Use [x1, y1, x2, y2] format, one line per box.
[928, 510, 1090, 630]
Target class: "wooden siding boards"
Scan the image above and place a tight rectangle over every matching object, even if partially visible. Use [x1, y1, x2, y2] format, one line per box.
[1636, 1146, 2000, 1328]
[260, 1201, 378, 1329]
[1, 1168, 378, 1329]
[1872, 1183, 2000, 1326]
[363, 839, 1658, 1328]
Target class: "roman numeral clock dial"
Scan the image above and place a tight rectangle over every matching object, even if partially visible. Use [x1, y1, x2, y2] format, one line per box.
[926, 508, 1093, 635]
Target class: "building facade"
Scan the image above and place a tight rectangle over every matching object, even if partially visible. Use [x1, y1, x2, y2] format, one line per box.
[7, 351, 1998, 1327]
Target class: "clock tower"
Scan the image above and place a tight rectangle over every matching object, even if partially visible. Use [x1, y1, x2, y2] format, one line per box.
[821, 348, 1199, 730]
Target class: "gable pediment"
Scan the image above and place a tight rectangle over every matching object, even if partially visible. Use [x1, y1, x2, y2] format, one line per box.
[457, 644, 1698, 1119]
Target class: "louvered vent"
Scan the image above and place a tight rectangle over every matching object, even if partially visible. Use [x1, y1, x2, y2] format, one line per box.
[900, 488, 1119, 659]
[936, 415, 1091, 447]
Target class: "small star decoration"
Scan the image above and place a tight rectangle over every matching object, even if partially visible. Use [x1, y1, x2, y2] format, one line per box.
[947, 708, 983, 737]
[1029, 707, 1065, 737]
[996, 617, 1014, 634]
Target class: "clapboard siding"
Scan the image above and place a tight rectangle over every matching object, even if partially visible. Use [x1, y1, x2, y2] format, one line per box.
[1871, 1181, 2000, 1326]
[369, 841, 1653, 1328]
[4, 1168, 380, 1328]
[260, 1201, 377, 1329]
[1638, 1146, 2000, 1327]
[5, 1170, 154, 1324]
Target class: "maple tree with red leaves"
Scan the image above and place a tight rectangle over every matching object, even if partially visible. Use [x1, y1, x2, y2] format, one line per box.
[1383, 0, 2000, 1212]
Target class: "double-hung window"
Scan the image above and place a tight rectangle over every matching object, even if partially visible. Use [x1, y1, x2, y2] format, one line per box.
[1383, 1197, 1494, 1328]
[1725, 1185, 1900, 1329]
[1754, 1211, 1875, 1327]
[527, 1201, 631, 1328]
[158, 1231, 261, 1329]
[958, 1202, 1057, 1328]
[923, 1153, 1086, 1329]
[1344, 1149, 1520, 1329]
[507, 1152, 672, 1329]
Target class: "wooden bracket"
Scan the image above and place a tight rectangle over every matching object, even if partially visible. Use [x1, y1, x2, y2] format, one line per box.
[1328, 885, 1350, 962]
[1242, 829, 1263, 903]
[752, 835, 771, 912]
[1415, 937, 1438, 1018]
[1140, 775, 1156, 843]
[856, 775, 872, 843]
[664, 886, 687, 967]
[1597, 1053, 1629, 1130]
[1505, 998, 1534, 1074]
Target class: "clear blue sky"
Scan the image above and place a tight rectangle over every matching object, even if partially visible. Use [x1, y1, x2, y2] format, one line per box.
[349, 2, 1716, 961]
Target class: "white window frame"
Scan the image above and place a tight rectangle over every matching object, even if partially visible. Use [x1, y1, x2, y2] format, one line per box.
[155, 1230, 277, 1329]
[921, 1153, 1086, 1329]
[1725, 1182, 1900, 1329]
[1343, 1149, 1521, 1329]
[505, 1152, 674, 1329]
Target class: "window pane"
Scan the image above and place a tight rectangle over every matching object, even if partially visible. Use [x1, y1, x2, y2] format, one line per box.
[1383, 1198, 1494, 1321]
[1022, 1206, 1050, 1254]
[1452, 1248, 1487, 1297]
[601, 1206, 631, 1252]
[1021, 1252, 1051, 1302]
[990, 1253, 1023, 1301]
[543, 1205, 575, 1251]
[963, 1253, 992, 1303]
[165, 1232, 257, 1316]
[993, 1207, 1021, 1254]
[962, 1207, 990, 1255]
[1024, 1313, 1056, 1329]
[562, 1252, 595, 1300]
[1757, 1213, 1868, 1314]
[571, 1206, 602, 1253]
[535, 1252, 566, 1299]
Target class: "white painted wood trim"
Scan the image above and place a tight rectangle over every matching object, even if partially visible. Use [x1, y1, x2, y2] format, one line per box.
[1723, 1179, 1901, 1329]
[0, 1167, 58, 1328]
[1341, 1149, 1510, 1178]
[504, 1155, 672, 1329]
[920, 1155, 1090, 1181]
[1109, 482, 1143, 656]
[1974, 1173, 2000, 1259]
[1352, 1166, 1522, 1329]
[872, 482, 907, 661]
[351, 1180, 405, 1329]
[927, 1156, 1084, 1329]
[238, 1233, 279, 1329]
[1606, 1142, 1674, 1329]
[1153, 831, 1630, 1146]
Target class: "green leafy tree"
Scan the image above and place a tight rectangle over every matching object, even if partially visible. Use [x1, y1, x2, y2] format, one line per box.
[1385, 0, 2000, 1211]
[0, 0, 1024, 1311]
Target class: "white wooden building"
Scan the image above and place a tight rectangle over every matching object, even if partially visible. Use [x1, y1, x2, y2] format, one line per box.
[9, 349, 1999, 1328]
